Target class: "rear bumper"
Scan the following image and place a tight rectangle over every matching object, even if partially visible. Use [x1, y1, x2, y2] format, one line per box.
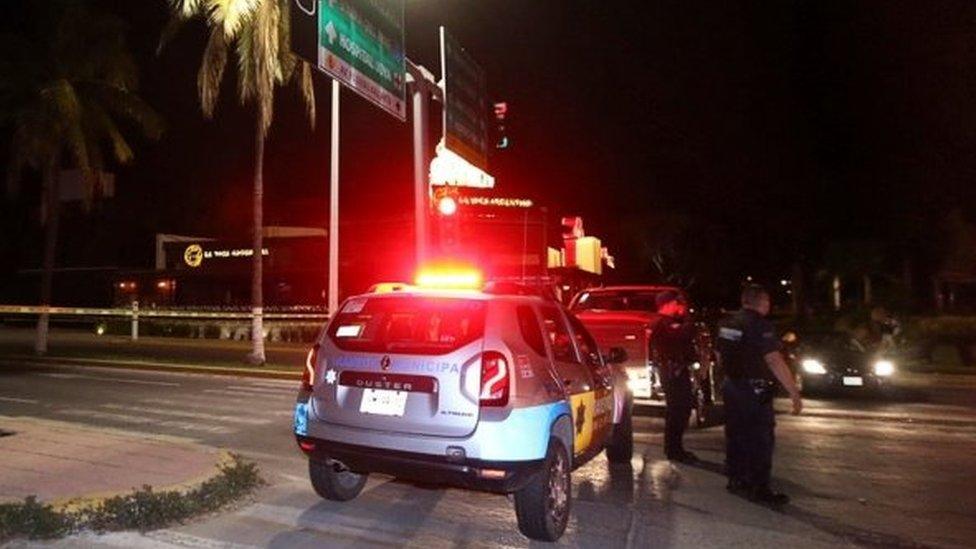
[296, 435, 545, 494]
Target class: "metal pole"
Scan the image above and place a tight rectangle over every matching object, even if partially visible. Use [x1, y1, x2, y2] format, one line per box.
[411, 82, 430, 269]
[131, 300, 139, 341]
[328, 79, 340, 315]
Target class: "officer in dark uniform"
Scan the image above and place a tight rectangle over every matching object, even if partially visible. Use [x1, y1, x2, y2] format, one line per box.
[652, 291, 699, 463]
[717, 284, 802, 505]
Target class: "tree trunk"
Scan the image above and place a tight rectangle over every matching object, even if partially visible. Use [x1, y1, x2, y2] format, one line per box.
[35, 160, 61, 355]
[249, 116, 266, 365]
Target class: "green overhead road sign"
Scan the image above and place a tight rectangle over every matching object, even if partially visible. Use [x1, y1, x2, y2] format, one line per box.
[291, 0, 406, 120]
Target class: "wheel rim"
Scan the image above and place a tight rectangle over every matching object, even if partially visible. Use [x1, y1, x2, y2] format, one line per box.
[331, 461, 361, 489]
[547, 449, 569, 525]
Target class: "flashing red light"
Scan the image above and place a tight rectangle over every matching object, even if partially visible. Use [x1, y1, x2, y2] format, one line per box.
[437, 196, 458, 216]
[414, 266, 483, 290]
[479, 351, 509, 407]
[303, 345, 319, 391]
[299, 440, 316, 453]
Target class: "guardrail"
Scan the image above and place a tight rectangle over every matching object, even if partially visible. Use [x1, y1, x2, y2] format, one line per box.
[0, 303, 331, 342]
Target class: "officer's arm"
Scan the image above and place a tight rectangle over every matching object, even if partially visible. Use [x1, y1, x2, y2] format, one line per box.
[764, 352, 803, 415]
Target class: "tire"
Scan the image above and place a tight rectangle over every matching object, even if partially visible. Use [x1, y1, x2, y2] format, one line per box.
[515, 439, 571, 541]
[606, 400, 633, 463]
[309, 458, 367, 502]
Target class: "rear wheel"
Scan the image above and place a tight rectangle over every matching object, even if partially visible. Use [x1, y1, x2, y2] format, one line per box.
[515, 439, 571, 541]
[606, 399, 633, 463]
[309, 458, 367, 502]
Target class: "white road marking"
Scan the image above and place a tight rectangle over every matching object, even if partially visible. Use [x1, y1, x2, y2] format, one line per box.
[37, 372, 179, 387]
[140, 397, 294, 418]
[59, 530, 260, 548]
[0, 396, 38, 404]
[54, 408, 233, 434]
[201, 389, 291, 398]
[100, 404, 271, 426]
[238, 379, 299, 388]
[225, 385, 294, 395]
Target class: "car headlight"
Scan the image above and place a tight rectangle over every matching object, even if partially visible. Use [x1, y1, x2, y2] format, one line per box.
[802, 359, 827, 375]
[874, 360, 895, 377]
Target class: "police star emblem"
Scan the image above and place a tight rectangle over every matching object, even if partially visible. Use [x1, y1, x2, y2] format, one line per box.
[575, 402, 587, 434]
[324, 369, 337, 385]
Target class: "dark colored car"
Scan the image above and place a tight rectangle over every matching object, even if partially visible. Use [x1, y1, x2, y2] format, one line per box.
[787, 332, 897, 394]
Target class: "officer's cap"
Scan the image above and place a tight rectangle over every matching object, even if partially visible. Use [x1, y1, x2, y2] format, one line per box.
[655, 290, 683, 309]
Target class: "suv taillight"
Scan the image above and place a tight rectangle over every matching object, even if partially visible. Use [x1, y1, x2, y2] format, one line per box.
[303, 345, 319, 391]
[479, 351, 509, 407]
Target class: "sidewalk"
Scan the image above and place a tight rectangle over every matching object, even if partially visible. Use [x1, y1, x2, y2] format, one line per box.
[0, 416, 224, 508]
[0, 327, 303, 379]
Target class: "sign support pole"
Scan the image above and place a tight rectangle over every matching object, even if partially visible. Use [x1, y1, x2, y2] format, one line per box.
[406, 60, 442, 271]
[328, 79, 340, 314]
[411, 81, 429, 268]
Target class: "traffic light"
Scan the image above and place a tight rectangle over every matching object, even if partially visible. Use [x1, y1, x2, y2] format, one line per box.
[432, 186, 461, 251]
[493, 102, 509, 149]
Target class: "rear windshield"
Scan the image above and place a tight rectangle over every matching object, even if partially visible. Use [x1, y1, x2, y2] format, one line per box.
[571, 290, 666, 312]
[328, 296, 486, 355]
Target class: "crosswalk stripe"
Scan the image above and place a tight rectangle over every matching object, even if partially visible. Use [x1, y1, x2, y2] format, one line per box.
[225, 385, 295, 395]
[37, 372, 180, 387]
[54, 408, 234, 434]
[0, 396, 38, 404]
[201, 388, 293, 399]
[100, 404, 272, 426]
[140, 397, 294, 418]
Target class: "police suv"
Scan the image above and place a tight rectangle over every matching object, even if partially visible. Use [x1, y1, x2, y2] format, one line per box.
[294, 272, 633, 541]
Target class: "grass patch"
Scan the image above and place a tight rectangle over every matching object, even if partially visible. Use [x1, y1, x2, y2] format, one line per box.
[0, 454, 263, 542]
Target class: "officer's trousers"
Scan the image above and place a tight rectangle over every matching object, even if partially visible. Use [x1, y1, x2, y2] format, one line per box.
[722, 378, 775, 487]
[663, 370, 693, 457]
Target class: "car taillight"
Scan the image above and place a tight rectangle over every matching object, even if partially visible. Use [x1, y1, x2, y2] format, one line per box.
[303, 345, 319, 391]
[479, 351, 509, 407]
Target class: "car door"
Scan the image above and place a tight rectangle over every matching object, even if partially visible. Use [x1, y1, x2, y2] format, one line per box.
[567, 314, 615, 449]
[539, 305, 595, 458]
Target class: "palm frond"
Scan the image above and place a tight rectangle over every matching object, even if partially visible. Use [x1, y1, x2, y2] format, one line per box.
[198, 27, 229, 118]
[298, 61, 315, 129]
[45, 79, 89, 170]
[171, 0, 207, 18]
[81, 81, 165, 140]
[251, 0, 280, 134]
[208, 0, 261, 39]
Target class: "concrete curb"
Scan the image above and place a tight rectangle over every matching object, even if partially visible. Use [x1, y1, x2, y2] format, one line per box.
[51, 450, 238, 514]
[0, 354, 301, 380]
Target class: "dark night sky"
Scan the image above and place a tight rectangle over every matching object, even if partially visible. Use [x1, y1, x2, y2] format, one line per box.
[4, 1, 976, 303]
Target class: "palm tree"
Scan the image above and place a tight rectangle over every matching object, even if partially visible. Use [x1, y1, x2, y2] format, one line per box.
[1, 2, 163, 355]
[164, 0, 316, 365]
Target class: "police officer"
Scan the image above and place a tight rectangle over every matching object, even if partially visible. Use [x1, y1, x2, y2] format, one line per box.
[652, 291, 699, 463]
[717, 284, 802, 505]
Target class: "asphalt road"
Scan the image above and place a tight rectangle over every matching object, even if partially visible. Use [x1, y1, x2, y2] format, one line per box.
[2, 362, 975, 548]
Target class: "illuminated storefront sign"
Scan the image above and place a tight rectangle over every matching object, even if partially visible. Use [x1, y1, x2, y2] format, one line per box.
[183, 244, 269, 268]
[458, 195, 533, 209]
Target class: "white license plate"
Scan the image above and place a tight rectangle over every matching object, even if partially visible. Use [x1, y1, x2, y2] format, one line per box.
[842, 376, 864, 387]
[359, 388, 408, 416]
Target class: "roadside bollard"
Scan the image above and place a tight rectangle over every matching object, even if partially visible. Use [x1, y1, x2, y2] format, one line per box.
[131, 300, 139, 341]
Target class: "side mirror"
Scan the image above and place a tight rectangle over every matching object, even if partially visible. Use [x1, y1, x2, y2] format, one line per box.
[606, 347, 628, 364]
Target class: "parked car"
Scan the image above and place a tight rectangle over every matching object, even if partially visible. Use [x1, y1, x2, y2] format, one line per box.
[786, 331, 898, 395]
[569, 285, 721, 426]
[294, 274, 632, 541]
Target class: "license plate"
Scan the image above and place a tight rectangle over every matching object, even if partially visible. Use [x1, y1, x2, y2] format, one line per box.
[360, 388, 408, 416]
[842, 376, 864, 387]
